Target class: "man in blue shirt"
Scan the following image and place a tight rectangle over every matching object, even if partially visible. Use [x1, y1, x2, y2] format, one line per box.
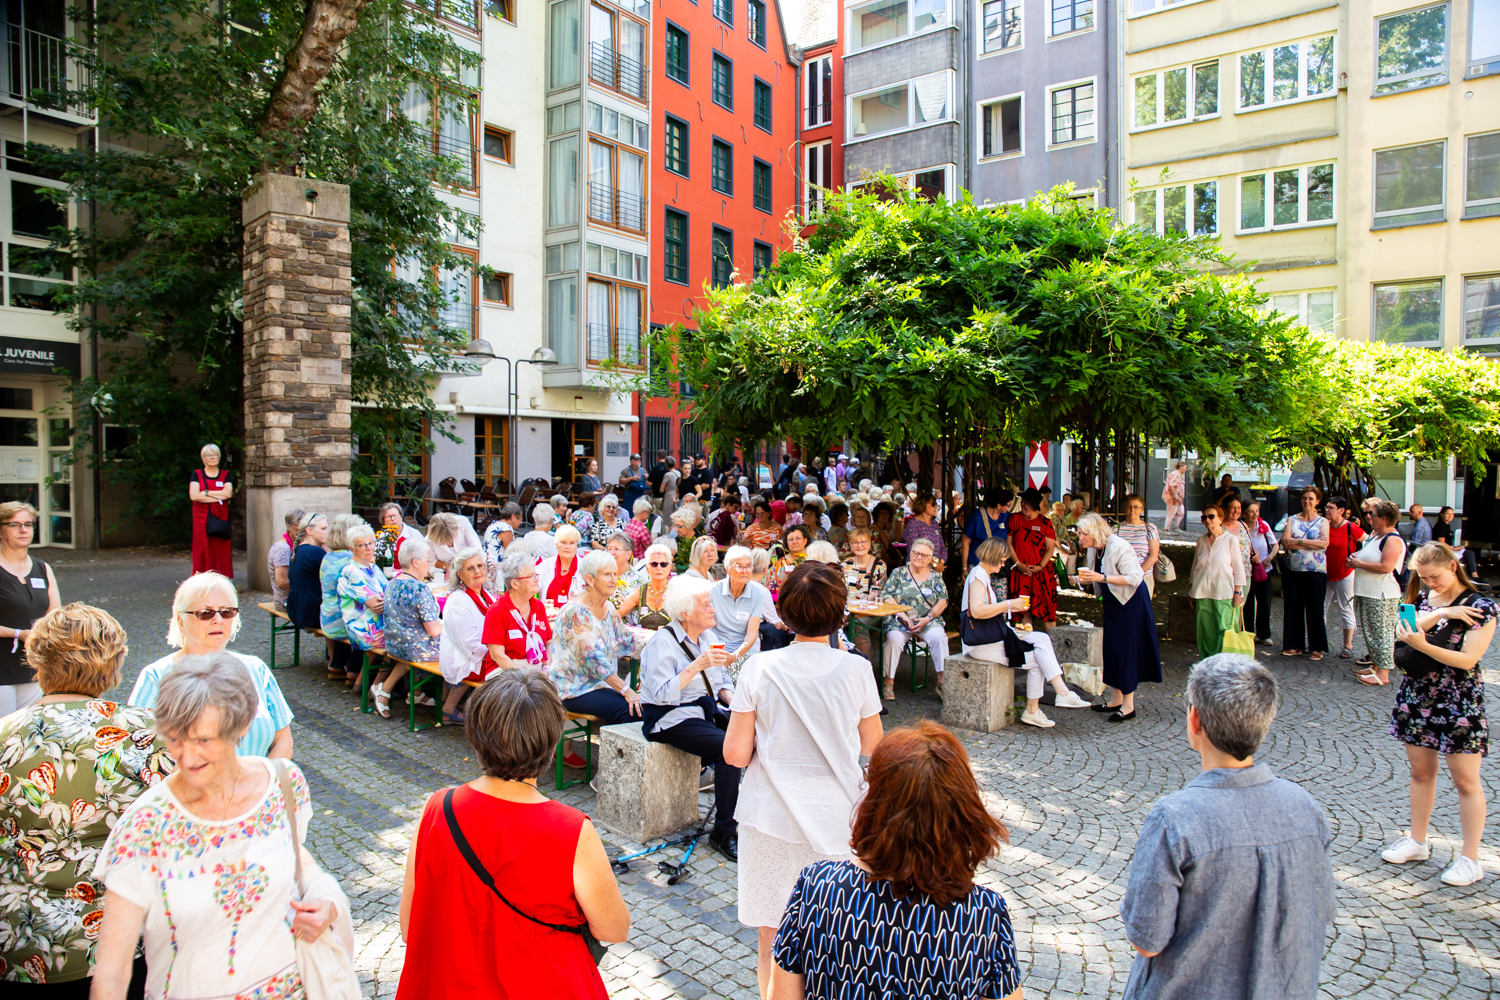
[620, 453, 647, 507]
[1408, 504, 1433, 546]
[1120, 654, 1336, 1000]
[962, 487, 1012, 568]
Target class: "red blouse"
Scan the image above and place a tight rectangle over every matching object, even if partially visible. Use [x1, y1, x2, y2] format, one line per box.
[545, 555, 578, 610]
[481, 593, 553, 669]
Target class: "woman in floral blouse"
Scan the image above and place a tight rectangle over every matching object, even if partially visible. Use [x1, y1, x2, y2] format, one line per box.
[0, 603, 173, 992]
[339, 524, 388, 653]
[569, 492, 599, 549]
[768, 524, 812, 595]
[369, 537, 444, 719]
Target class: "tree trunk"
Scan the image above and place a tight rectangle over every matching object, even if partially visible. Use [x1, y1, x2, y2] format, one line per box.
[262, 0, 374, 158]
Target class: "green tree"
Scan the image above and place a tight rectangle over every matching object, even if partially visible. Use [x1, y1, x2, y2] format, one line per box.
[35, 0, 479, 535]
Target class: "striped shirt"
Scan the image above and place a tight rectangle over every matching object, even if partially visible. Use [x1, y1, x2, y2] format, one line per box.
[128, 651, 294, 757]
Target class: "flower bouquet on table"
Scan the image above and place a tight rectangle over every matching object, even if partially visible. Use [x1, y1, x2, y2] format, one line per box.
[374, 524, 401, 570]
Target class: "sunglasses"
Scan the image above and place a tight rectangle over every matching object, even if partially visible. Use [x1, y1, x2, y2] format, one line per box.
[188, 607, 239, 621]
[1203, 515, 1219, 522]
[648, 560, 671, 567]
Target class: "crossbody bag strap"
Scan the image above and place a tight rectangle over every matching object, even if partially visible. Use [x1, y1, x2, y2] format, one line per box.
[442, 788, 584, 937]
[671, 627, 716, 697]
[274, 760, 304, 890]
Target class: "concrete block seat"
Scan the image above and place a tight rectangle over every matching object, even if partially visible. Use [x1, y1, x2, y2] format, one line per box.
[593, 722, 702, 843]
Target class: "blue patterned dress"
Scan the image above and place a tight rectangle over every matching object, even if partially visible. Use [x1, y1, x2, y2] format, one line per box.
[338, 560, 387, 651]
[383, 575, 442, 663]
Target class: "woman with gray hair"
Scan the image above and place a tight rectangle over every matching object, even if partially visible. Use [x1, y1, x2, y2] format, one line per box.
[189, 442, 234, 576]
[684, 535, 720, 580]
[526, 503, 559, 559]
[438, 547, 496, 724]
[320, 512, 367, 683]
[93, 653, 353, 1000]
[424, 511, 483, 572]
[1077, 511, 1162, 723]
[551, 551, 647, 749]
[370, 535, 444, 718]
[339, 522, 388, 654]
[268, 506, 305, 610]
[481, 544, 552, 672]
[625, 496, 654, 557]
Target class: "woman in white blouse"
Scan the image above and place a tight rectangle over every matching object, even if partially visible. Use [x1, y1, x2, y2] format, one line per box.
[439, 548, 494, 723]
[1190, 504, 1247, 659]
[724, 561, 884, 999]
[1077, 513, 1163, 723]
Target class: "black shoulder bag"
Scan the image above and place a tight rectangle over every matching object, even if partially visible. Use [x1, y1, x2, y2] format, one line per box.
[197, 470, 232, 539]
[443, 788, 608, 965]
[1393, 591, 1481, 678]
[958, 576, 1029, 668]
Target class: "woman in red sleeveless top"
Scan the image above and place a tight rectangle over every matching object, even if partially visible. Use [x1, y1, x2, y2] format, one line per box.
[188, 443, 234, 576]
[398, 670, 631, 999]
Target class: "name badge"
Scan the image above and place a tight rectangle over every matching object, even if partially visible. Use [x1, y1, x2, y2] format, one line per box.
[29, 578, 45, 589]
[920, 587, 933, 597]
[509, 629, 522, 639]
[735, 611, 748, 621]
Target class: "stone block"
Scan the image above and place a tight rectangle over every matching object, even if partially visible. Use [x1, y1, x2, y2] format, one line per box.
[246, 486, 351, 591]
[1050, 624, 1103, 667]
[941, 654, 1016, 733]
[595, 723, 702, 843]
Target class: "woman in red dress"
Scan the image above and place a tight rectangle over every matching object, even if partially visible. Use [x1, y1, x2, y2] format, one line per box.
[1008, 488, 1059, 630]
[188, 443, 233, 576]
[397, 670, 631, 1000]
[481, 548, 554, 671]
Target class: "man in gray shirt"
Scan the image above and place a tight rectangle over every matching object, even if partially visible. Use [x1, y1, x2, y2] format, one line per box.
[1120, 654, 1336, 1000]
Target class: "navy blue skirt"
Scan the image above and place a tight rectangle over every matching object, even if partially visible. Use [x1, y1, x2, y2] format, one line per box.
[1102, 581, 1162, 694]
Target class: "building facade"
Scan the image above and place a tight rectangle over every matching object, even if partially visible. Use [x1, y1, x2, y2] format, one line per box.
[789, 0, 845, 219]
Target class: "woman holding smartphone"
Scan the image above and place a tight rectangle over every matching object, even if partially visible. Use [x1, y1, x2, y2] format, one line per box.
[1347, 499, 1406, 686]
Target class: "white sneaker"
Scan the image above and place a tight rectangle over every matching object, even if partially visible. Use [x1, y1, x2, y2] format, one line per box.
[1381, 836, 1432, 864]
[1020, 709, 1055, 728]
[1440, 855, 1485, 886]
[1053, 690, 1092, 709]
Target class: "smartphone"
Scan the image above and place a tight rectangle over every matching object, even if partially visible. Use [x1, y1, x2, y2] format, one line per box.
[1399, 604, 1418, 631]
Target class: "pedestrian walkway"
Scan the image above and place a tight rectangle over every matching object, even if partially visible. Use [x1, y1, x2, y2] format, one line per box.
[64, 548, 1500, 999]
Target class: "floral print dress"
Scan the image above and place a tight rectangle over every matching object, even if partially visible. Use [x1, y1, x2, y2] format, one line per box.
[767, 553, 806, 595]
[879, 566, 948, 628]
[1390, 591, 1497, 756]
[549, 601, 646, 701]
[0, 700, 174, 986]
[383, 574, 441, 663]
[338, 559, 388, 650]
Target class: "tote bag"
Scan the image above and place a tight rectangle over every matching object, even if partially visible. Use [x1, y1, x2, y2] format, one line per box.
[275, 763, 360, 1000]
[1221, 607, 1257, 656]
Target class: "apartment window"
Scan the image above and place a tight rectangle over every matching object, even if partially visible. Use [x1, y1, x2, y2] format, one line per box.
[1473, 0, 1500, 72]
[663, 209, 688, 284]
[712, 54, 734, 109]
[439, 248, 479, 336]
[664, 115, 689, 176]
[1238, 163, 1334, 231]
[981, 96, 1022, 157]
[483, 126, 514, 163]
[548, 274, 579, 367]
[426, 0, 481, 31]
[546, 241, 581, 273]
[1134, 181, 1217, 235]
[485, 0, 515, 20]
[586, 242, 648, 281]
[1133, 61, 1218, 129]
[588, 102, 649, 149]
[1238, 35, 1334, 109]
[403, 84, 478, 190]
[587, 138, 647, 232]
[1464, 274, 1500, 347]
[712, 228, 734, 287]
[806, 55, 833, 127]
[1050, 0, 1092, 36]
[588, 3, 648, 102]
[586, 278, 645, 365]
[714, 0, 733, 26]
[753, 241, 772, 279]
[474, 416, 508, 485]
[982, 0, 1020, 53]
[913, 168, 946, 200]
[850, 0, 949, 51]
[1465, 132, 1500, 218]
[712, 139, 734, 194]
[850, 71, 952, 141]
[666, 24, 689, 84]
[1130, 0, 1194, 12]
[1376, 4, 1448, 95]
[748, 0, 767, 46]
[482, 272, 513, 305]
[1270, 290, 1336, 334]
[548, 134, 580, 227]
[754, 79, 773, 132]
[1374, 141, 1446, 229]
[3, 243, 71, 312]
[1049, 81, 1095, 145]
[1374, 278, 1443, 346]
[805, 141, 832, 216]
[753, 159, 772, 212]
[550, 0, 582, 88]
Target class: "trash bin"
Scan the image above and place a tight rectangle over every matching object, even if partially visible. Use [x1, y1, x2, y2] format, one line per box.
[1250, 486, 1282, 527]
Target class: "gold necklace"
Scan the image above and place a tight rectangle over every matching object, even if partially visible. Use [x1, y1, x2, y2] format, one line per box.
[213, 762, 242, 821]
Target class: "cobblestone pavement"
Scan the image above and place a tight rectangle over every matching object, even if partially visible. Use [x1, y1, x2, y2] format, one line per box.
[51, 545, 1500, 999]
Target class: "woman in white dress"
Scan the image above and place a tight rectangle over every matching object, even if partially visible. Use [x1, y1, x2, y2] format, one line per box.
[724, 561, 884, 999]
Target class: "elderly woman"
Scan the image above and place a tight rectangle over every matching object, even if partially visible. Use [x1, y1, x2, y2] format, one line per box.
[1349, 498, 1408, 686]
[617, 541, 674, 629]
[839, 504, 886, 562]
[768, 523, 811, 594]
[550, 493, 570, 524]
[0, 499, 61, 714]
[188, 442, 234, 576]
[425, 511, 483, 573]
[93, 654, 352, 1000]
[439, 547, 496, 724]
[605, 533, 643, 604]
[396, 671, 631, 998]
[527, 503, 560, 559]
[268, 507, 305, 609]
[481, 501, 525, 580]
[131, 571, 293, 757]
[1189, 504, 1247, 661]
[879, 536, 949, 695]
[0, 604, 173, 995]
[1077, 512, 1163, 723]
[550, 552, 647, 749]
[901, 491, 947, 567]
[538, 523, 585, 614]
[841, 526, 887, 664]
[591, 494, 627, 550]
[370, 535, 444, 718]
[668, 507, 700, 571]
[570, 492, 599, 549]
[320, 512, 366, 683]
[340, 523, 389, 701]
[724, 562, 884, 996]
[1008, 487, 1059, 632]
[684, 535, 720, 581]
[639, 576, 740, 858]
[481, 546, 552, 673]
[743, 499, 781, 550]
[770, 722, 1021, 1000]
[625, 497, 654, 557]
[377, 500, 423, 570]
[710, 546, 770, 673]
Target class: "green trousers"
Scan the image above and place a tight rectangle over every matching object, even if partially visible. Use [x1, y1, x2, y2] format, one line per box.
[1196, 597, 1237, 658]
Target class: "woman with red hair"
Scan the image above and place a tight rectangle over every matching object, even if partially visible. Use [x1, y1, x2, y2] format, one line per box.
[768, 721, 1022, 999]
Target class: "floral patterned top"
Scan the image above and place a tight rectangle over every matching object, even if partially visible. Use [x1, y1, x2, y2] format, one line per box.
[318, 550, 353, 639]
[880, 566, 948, 620]
[901, 516, 947, 563]
[841, 557, 887, 600]
[384, 574, 441, 663]
[94, 759, 312, 1000]
[549, 600, 646, 701]
[768, 553, 806, 595]
[338, 560, 387, 650]
[1286, 515, 1328, 573]
[0, 700, 174, 985]
[569, 509, 596, 549]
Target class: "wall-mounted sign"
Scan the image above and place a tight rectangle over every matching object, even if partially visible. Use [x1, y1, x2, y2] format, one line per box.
[0, 338, 80, 377]
[300, 358, 344, 385]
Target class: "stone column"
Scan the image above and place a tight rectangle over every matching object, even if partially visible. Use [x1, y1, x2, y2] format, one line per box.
[242, 174, 354, 592]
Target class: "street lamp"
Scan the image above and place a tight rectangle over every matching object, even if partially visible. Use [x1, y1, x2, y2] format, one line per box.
[453, 344, 559, 493]
[461, 338, 497, 365]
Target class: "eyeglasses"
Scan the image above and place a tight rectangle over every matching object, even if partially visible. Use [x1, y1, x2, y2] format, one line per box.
[188, 607, 240, 621]
[2, 521, 35, 530]
[512, 573, 537, 583]
[648, 560, 671, 568]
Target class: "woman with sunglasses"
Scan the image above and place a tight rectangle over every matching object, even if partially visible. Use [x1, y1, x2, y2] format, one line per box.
[0, 500, 60, 714]
[1189, 505, 1246, 659]
[128, 570, 294, 757]
[618, 542, 675, 629]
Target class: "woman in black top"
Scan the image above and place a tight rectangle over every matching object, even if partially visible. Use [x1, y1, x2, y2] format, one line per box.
[287, 512, 330, 631]
[1433, 507, 1481, 579]
[0, 500, 60, 715]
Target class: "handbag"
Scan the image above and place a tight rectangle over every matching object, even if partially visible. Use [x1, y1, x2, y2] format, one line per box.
[443, 788, 608, 965]
[960, 609, 1011, 646]
[197, 471, 232, 539]
[274, 763, 360, 1000]
[1221, 606, 1257, 656]
[1154, 555, 1177, 583]
[1394, 591, 1480, 677]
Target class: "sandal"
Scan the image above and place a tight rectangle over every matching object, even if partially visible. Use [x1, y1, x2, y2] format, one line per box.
[442, 711, 467, 725]
[1357, 671, 1389, 686]
[1308, 652, 1324, 661]
[1281, 649, 1302, 657]
[371, 682, 392, 719]
[1338, 648, 1353, 659]
[326, 667, 345, 680]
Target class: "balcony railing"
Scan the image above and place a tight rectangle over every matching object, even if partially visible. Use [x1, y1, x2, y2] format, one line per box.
[805, 102, 832, 128]
[587, 323, 642, 366]
[589, 42, 646, 102]
[434, 130, 476, 189]
[587, 182, 645, 233]
[1, 22, 93, 121]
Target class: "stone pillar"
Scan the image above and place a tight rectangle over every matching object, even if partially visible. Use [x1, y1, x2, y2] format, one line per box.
[241, 174, 354, 592]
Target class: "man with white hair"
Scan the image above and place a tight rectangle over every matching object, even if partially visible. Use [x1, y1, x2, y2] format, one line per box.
[1119, 654, 1335, 1000]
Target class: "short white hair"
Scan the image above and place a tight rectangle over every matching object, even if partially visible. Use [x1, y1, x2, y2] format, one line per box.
[550, 494, 568, 506]
[532, 504, 555, 526]
[633, 497, 654, 515]
[600, 493, 619, 509]
[346, 524, 376, 547]
[399, 536, 432, 566]
[554, 524, 581, 546]
[663, 576, 714, 622]
[671, 507, 699, 527]
[497, 547, 537, 589]
[644, 542, 674, 565]
[168, 571, 240, 647]
[805, 540, 839, 564]
[153, 652, 257, 741]
[724, 545, 752, 568]
[1076, 512, 1113, 542]
[579, 550, 615, 580]
[446, 546, 487, 592]
[908, 537, 935, 557]
[200, 443, 221, 461]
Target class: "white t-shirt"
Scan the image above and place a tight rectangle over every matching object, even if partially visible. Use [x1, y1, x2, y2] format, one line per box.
[1353, 532, 1404, 600]
[729, 643, 882, 854]
[524, 529, 558, 560]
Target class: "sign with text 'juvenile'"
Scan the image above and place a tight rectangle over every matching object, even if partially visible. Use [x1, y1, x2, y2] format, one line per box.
[0, 337, 80, 376]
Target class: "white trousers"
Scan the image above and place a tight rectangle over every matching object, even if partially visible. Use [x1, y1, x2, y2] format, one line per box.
[884, 621, 949, 679]
[1164, 504, 1185, 531]
[967, 631, 1063, 699]
[0, 682, 42, 717]
[1324, 574, 1356, 630]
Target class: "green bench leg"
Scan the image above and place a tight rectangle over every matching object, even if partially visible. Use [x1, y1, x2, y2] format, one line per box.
[908, 637, 932, 692]
[359, 648, 375, 713]
[409, 672, 443, 733]
[554, 717, 595, 790]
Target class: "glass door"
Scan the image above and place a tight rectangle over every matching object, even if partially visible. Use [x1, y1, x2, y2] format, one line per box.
[47, 417, 71, 544]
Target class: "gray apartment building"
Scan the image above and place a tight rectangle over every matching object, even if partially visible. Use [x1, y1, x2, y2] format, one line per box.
[967, 0, 1117, 208]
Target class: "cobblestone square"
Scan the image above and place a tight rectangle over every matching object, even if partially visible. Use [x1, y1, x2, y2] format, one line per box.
[61, 546, 1500, 998]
